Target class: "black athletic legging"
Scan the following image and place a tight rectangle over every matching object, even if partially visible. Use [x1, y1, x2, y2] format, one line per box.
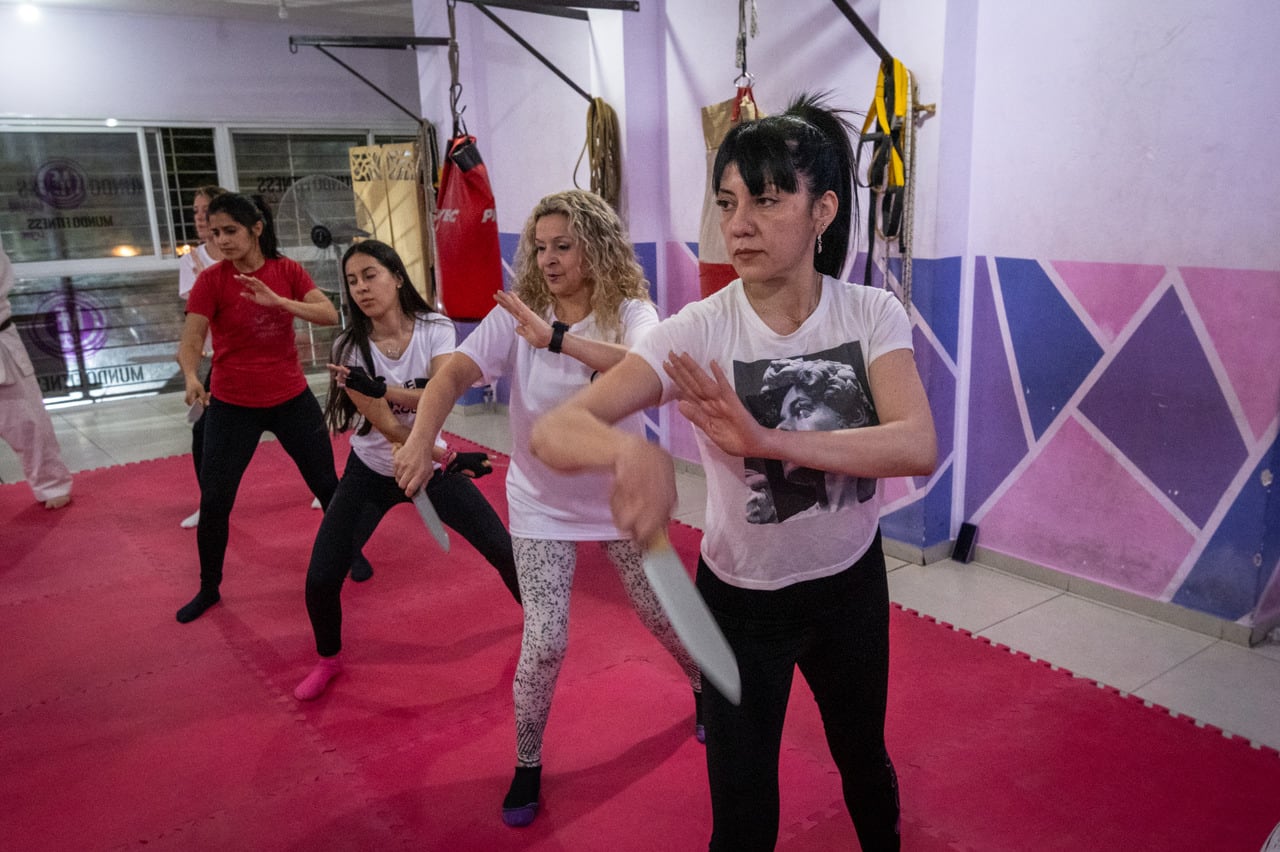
[190, 360, 212, 484]
[195, 388, 369, 592]
[304, 450, 521, 657]
[696, 531, 900, 852]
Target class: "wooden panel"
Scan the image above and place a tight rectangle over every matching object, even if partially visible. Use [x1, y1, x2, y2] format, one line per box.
[350, 142, 435, 304]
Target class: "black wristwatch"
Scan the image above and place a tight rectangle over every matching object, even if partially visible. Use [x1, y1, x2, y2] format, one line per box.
[548, 320, 570, 354]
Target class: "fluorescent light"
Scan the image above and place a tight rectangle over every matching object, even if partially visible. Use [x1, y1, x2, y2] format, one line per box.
[18, 4, 40, 23]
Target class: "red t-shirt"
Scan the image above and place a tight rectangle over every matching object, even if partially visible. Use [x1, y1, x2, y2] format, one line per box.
[186, 256, 317, 407]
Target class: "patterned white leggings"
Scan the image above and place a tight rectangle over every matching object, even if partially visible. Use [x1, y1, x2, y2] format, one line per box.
[511, 537, 702, 767]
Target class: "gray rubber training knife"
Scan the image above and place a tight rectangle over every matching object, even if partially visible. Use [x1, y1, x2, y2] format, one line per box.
[643, 531, 741, 705]
[412, 489, 450, 552]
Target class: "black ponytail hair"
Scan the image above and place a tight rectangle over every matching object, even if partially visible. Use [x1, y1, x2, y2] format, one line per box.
[712, 92, 858, 278]
[206, 192, 281, 260]
[324, 239, 438, 435]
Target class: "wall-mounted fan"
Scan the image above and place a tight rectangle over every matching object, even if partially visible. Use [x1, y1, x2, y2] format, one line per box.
[274, 175, 377, 326]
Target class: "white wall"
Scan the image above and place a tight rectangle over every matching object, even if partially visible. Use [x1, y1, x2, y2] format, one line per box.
[415, 2, 594, 235]
[879, 0, 947, 259]
[413, 0, 897, 254]
[966, 0, 1280, 268]
[663, 1, 886, 247]
[0, 5, 420, 127]
[931, 0, 978, 259]
[423, 0, 1280, 273]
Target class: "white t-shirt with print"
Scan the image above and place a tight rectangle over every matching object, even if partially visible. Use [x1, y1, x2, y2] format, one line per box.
[631, 276, 913, 591]
[346, 314, 456, 477]
[460, 298, 659, 539]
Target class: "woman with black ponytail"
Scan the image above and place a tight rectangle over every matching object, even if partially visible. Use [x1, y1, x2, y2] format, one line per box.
[532, 94, 937, 851]
[292, 239, 520, 701]
[175, 193, 371, 624]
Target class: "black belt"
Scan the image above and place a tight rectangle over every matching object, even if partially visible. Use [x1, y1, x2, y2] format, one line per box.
[0, 317, 12, 332]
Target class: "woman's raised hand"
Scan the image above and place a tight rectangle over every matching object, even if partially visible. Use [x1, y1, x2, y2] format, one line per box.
[236, 274, 284, 308]
[665, 353, 765, 459]
[494, 290, 554, 349]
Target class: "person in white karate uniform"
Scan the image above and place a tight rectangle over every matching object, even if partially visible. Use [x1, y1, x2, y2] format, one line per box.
[0, 236, 73, 510]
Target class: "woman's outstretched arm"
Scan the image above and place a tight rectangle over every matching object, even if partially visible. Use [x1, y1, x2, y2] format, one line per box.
[531, 353, 672, 545]
[392, 351, 485, 495]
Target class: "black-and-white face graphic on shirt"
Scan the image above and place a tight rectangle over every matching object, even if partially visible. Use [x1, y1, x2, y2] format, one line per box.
[736, 343, 878, 524]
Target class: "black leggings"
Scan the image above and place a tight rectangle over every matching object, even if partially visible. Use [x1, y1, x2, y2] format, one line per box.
[190, 360, 212, 484]
[304, 450, 521, 657]
[195, 389, 367, 591]
[696, 531, 899, 852]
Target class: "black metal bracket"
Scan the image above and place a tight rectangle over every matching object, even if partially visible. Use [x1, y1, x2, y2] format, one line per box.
[461, 0, 639, 20]
[288, 36, 451, 122]
[457, 0, 640, 103]
[289, 36, 450, 51]
[829, 0, 894, 67]
[290, 0, 639, 117]
[471, 3, 589, 101]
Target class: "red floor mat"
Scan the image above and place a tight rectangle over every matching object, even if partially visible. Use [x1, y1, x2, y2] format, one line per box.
[3, 436, 1278, 850]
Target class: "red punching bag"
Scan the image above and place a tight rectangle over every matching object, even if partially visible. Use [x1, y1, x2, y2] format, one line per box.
[434, 134, 503, 322]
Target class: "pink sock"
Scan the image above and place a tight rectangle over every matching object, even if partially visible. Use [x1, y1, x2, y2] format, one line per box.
[294, 656, 342, 701]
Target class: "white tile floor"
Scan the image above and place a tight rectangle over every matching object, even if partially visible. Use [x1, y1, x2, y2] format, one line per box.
[5, 378, 1280, 753]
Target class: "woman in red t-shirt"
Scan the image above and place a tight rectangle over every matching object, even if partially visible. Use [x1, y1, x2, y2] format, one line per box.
[174, 192, 364, 624]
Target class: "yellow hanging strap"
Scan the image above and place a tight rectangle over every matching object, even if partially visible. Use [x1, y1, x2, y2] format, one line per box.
[860, 58, 908, 189]
[859, 57, 916, 305]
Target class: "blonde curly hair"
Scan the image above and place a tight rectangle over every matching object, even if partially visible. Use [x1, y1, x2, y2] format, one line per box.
[510, 189, 651, 342]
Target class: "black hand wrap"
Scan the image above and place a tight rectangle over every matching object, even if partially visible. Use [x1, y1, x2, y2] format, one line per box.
[446, 451, 493, 479]
[344, 366, 387, 399]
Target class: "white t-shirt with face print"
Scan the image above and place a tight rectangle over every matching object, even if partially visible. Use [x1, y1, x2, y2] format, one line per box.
[632, 276, 914, 590]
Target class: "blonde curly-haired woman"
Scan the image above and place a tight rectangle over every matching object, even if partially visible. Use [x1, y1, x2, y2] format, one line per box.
[394, 189, 701, 829]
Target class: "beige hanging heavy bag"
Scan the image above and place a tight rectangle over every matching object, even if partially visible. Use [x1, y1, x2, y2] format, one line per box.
[697, 86, 764, 298]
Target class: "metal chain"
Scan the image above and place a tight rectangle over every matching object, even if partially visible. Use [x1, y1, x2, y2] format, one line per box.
[447, 0, 466, 136]
[900, 69, 918, 313]
[736, 0, 747, 77]
[735, 0, 757, 80]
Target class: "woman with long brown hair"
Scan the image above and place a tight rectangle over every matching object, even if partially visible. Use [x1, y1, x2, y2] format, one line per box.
[293, 239, 520, 701]
[175, 193, 370, 624]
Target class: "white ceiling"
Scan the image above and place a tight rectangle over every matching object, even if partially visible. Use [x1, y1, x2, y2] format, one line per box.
[6, 0, 415, 28]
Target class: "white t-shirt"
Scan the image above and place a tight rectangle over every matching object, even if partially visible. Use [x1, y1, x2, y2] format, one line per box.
[631, 276, 914, 590]
[180, 245, 217, 354]
[460, 298, 659, 539]
[345, 314, 456, 477]
[179, 244, 216, 299]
